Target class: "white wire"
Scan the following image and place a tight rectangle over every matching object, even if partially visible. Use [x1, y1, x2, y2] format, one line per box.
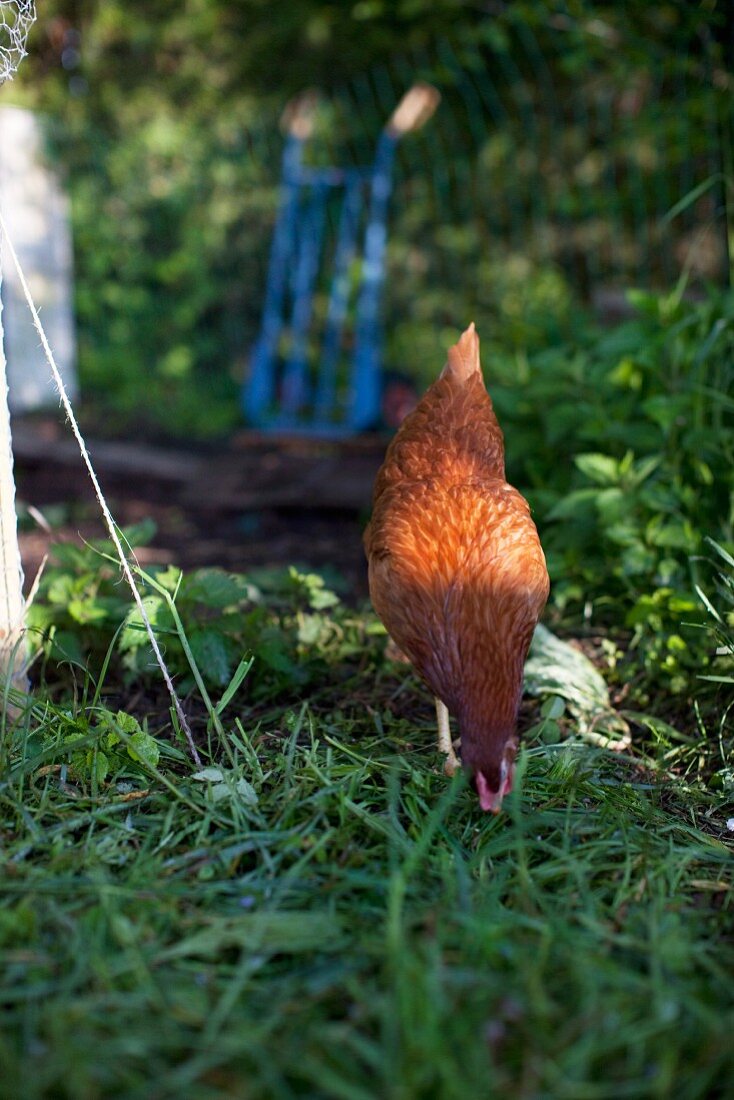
[0, 209, 202, 765]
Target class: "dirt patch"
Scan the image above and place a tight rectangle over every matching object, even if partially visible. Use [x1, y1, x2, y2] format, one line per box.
[13, 418, 382, 599]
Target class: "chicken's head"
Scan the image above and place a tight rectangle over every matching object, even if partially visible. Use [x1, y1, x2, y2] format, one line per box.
[461, 731, 518, 814]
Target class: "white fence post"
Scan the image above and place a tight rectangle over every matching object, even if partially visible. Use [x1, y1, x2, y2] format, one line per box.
[0, 0, 37, 712]
[0, 268, 27, 710]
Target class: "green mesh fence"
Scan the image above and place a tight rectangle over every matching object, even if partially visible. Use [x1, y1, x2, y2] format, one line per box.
[256, 18, 730, 391]
[32, 12, 732, 426]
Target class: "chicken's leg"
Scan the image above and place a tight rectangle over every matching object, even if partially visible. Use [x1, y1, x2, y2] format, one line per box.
[436, 697, 460, 776]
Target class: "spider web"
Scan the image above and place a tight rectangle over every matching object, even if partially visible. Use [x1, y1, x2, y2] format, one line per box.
[0, 0, 35, 84]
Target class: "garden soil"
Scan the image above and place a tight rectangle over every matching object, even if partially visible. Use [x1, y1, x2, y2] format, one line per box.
[14, 417, 380, 600]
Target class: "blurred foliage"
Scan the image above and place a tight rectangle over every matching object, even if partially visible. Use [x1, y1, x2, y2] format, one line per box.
[490, 286, 734, 702]
[28, 525, 373, 703]
[696, 538, 734, 702]
[5, 0, 732, 436]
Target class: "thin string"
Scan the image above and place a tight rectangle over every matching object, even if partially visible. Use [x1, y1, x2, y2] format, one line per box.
[0, 209, 202, 765]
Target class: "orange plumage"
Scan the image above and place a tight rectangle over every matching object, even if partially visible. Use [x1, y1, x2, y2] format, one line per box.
[364, 323, 549, 812]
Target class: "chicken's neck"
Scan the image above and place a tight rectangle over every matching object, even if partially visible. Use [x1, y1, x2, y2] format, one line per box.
[458, 707, 519, 754]
[380, 372, 507, 488]
[454, 669, 524, 789]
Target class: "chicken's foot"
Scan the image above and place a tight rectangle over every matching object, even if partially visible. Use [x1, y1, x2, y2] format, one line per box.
[436, 698, 460, 776]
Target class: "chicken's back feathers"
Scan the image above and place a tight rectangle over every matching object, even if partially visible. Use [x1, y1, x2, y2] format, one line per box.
[366, 476, 548, 718]
[370, 323, 505, 504]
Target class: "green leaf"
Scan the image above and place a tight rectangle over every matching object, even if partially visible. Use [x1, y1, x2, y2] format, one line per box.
[540, 719, 562, 744]
[192, 767, 258, 806]
[67, 596, 122, 625]
[50, 630, 86, 667]
[184, 570, 252, 609]
[630, 454, 661, 487]
[114, 711, 142, 736]
[620, 544, 657, 576]
[102, 711, 158, 773]
[128, 730, 161, 769]
[257, 630, 298, 674]
[150, 564, 184, 593]
[192, 767, 225, 782]
[546, 488, 599, 521]
[85, 750, 109, 785]
[604, 523, 643, 547]
[706, 538, 734, 570]
[215, 655, 254, 716]
[594, 487, 626, 524]
[574, 453, 620, 485]
[626, 288, 662, 315]
[646, 519, 696, 550]
[289, 568, 340, 610]
[47, 542, 91, 570]
[641, 395, 687, 432]
[47, 573, 78, 606]
[297, 614, 329, 646]
[541, 695, 566, 720]
[608, 356, 643, 391]
[210, 777, 258, 806]
[119, 596, 169, 651]
[189, 629, 232, 687]
[118, 518, 158, 548]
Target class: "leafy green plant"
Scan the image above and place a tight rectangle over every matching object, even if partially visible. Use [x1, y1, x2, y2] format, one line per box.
[693, 539, 734, 792]
[56, 707, 162, 786]
[625, 588, 708, 697]
[485, 287, 734, 700]
[28, 533, 371, 709]
[696, 538, 734, 690]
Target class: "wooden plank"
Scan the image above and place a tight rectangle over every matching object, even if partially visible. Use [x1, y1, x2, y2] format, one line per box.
[11, 419, 385, 512]
[11, 420, 203, 483]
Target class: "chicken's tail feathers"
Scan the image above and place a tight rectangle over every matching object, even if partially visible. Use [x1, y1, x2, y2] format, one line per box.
[442, 322, 481, 383]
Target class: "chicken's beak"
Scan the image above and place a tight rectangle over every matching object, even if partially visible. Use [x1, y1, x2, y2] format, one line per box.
[475, 772, 502, 813]
[475, 762, 515, 814]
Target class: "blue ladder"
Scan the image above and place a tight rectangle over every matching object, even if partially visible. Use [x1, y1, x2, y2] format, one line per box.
[243, 84, 439, 436]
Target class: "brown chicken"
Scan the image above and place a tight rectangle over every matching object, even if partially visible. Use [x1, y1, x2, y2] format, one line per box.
[364, 323, 549, 813]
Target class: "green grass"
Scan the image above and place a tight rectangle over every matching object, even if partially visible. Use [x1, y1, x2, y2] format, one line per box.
[1, 642, 733, 1098]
